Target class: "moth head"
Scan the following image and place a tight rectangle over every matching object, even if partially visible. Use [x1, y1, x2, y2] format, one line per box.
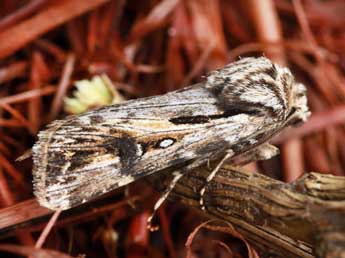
[271, 63, 310, 126]
[287, 82, 311, 126]
[205, 57, 310, 123]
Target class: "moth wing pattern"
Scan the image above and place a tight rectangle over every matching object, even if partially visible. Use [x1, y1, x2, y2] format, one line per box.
[32, 57, 310, 210]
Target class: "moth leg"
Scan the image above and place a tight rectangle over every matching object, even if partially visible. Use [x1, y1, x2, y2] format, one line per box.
[124, 186, 136, 209]
[147, 158, 208, 230]
[147, 170, 184, 231]
[231, 143, 279, 166]
[199, 152, 233, 211]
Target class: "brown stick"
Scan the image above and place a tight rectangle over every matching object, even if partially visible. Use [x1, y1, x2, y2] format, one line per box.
[0, 166, 344, 257]
[155, 165, 345, 258]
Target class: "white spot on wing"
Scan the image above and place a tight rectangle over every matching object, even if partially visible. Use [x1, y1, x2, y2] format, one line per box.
[158, 138, 175, 148]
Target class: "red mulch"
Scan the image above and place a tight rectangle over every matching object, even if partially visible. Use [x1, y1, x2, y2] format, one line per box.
[0, 0, 345, 257]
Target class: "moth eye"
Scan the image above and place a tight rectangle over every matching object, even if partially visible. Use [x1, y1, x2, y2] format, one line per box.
[156, 138, 176, 149]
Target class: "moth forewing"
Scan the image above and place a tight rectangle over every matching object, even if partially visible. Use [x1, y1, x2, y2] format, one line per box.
[32, 57, 310, 210]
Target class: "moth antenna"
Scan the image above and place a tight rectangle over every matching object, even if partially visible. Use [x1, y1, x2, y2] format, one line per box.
[16, 149, 32, 161]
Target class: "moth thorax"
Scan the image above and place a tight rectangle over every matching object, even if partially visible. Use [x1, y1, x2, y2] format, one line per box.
[205, 57, 296, 119]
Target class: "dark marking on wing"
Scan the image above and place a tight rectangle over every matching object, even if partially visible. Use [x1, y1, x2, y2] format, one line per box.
[108, 128, 116, 134]
[266, 64, 278, 80]
[90, 115, 105, 124]
[46, 152, 70, 172]
[78, 126, 102, 132]
[62, 119, 83, 128]
[208, 83, 225, 97]
[61, 136, 141, 172]
[253, 132, 267, 142]
[111, 137, 138, 171]
[63, 150, 96, 171]
[169, 108, 260, 125]
[167, 157, 194, 168]
[169, 115, 210, 124]
[231, 142, 250, 153]
[195, 141, 228, 156]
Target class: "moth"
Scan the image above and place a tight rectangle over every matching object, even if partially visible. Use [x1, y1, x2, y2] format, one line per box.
[32, 57, 310, 211]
